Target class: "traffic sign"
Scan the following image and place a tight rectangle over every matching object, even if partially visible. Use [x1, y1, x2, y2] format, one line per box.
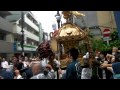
[103, 28, 111, 45]
[103, 29, 110, 37]
[103, 37, 111, 41]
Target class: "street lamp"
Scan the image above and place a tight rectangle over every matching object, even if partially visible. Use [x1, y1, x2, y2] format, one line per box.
[55, 11, 62, 79]
[55, 11, 61, 29]
[55, 11, 62, 57]
[20, 11, 25, 56]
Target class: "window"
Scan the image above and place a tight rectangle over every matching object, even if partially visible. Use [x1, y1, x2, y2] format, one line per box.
[89, 29, 102, 36]
[14, 38, 18, 42]
[19, 19, 39, 36]
[26, 37, 38, 46]
[0, 33, 6, 40]
[26, 13, 38, 27]
[33, 41, 39, 46]
[34, 31, 39, 36]
[25, 23, 39, 36]
[27, 14, 31, 20]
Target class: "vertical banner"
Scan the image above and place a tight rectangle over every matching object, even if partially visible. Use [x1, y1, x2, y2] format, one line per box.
[114, 11, 120, 39]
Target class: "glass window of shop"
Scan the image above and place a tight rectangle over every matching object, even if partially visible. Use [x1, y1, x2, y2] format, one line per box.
[0, 32, 6, 40]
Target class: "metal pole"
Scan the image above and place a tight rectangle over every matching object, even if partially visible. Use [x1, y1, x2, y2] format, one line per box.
[56, 11, 61, 79]
[21, 11, 24, 56]
[107, 40, 109, 45]
[57, 11, 60, 29]
[58, 21, 60, 29]
[61, 21, 62, 27]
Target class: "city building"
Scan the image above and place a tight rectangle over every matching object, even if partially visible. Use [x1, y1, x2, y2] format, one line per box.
[5, 11, 44, 57]
[72, 11, 117, 40]
[114, 11, 120, 39]
[43, 32, 48, 41]
[38, 23, 44, 43]
[0, 11, 14, 58]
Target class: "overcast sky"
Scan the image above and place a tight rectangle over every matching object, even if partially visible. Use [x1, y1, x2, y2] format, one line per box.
[31, 11, 66, 33]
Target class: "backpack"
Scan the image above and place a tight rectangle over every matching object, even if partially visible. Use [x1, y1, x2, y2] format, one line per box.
[75, 62, 82, 79]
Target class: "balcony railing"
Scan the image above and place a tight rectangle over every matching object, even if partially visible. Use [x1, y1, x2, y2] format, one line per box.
[24, 16, 39, 32]
[16, 26, 39, 42]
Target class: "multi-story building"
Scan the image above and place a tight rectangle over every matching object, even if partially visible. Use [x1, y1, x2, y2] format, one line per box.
[72, 11, 117, 40]
[0, 11, 14, 58]
[5, 11, 43, 57]
[114, 11, 120, 39]
[39, 23, 44, 43]
[43, 32, 48, 41]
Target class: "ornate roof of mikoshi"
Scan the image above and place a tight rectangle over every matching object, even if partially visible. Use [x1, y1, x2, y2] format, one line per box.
[55, 23, 87, 42]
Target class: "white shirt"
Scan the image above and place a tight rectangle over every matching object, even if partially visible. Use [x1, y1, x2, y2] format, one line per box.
[41, 58, 49, 67]
[81, 68, 92, 79]
[31, 73, 52, 79]
[60, 70, 66, 79]
[6, 65, 13, 72]
[23, 61, 29, 68]
[16, 75, 23, 79]
[54, 59, 60, 67]
[86, 52, 89, 58]
[1, 61, 8, 68]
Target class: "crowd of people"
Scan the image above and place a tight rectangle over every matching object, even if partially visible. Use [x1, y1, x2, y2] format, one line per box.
[0, 47, 120, 79]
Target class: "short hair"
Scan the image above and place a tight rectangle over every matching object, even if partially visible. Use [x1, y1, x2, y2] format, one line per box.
[69, 48, 79, 60]
[31, 62, 43, 72]
[31, 61, 41, 68]
[48, 51, 55, 60]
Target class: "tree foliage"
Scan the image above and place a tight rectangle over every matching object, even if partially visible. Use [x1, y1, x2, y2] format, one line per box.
[92, 30, 120, 53]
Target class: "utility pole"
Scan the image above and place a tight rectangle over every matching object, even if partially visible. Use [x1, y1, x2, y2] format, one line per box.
[21, 11, 25, 56]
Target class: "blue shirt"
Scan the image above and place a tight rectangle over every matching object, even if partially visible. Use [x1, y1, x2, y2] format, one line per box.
[65, 60, 78, 79]
[112, 62, 120, 74]
[0, 70, 13, 79]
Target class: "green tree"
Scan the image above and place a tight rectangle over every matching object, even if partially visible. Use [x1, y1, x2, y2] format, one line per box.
[91, 30, 120, 52]
[110, 30, 120, 49]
